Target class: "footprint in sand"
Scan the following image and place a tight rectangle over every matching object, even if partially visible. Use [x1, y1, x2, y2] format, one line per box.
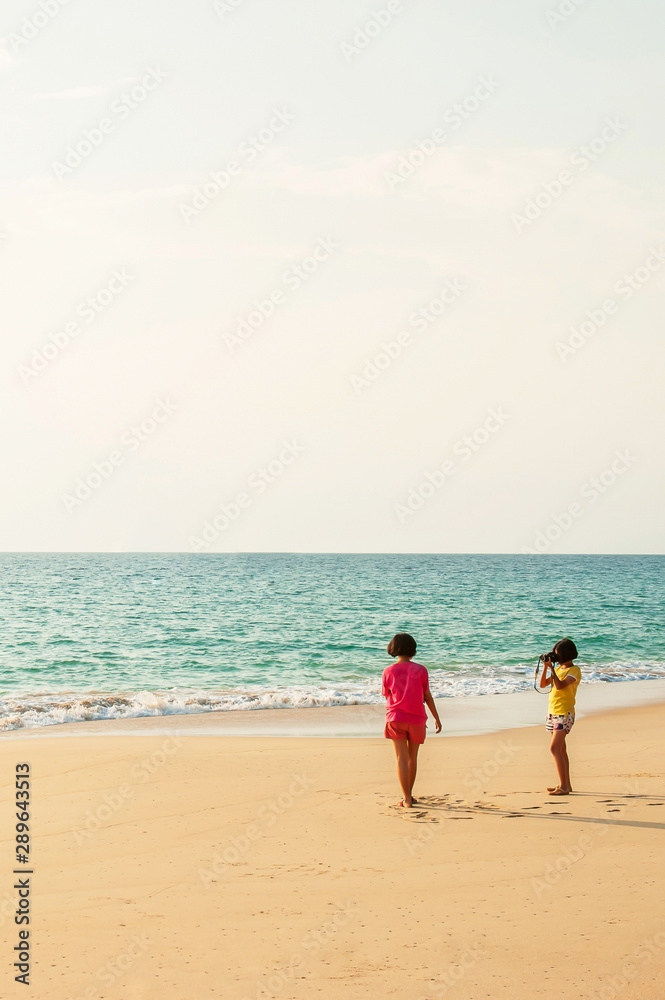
[389, 805, 428, 819]
[647, 803, 663, 807]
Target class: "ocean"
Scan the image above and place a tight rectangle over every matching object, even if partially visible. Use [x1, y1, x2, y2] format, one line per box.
[0, 553, 663, 731]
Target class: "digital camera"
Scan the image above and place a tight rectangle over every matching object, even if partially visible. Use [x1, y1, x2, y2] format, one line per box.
[540, 638, 578, 664]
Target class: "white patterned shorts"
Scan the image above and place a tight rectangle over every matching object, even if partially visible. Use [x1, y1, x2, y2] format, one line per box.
[546, 712, 575, 734]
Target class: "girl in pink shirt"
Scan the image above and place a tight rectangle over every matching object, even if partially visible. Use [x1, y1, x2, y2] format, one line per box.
[382, 633, 442, 808]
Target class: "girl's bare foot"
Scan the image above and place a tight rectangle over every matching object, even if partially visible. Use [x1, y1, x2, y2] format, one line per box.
[399, 798, 413, 808]
[548, 787, 571, 796]
[547, 786, 573, 793]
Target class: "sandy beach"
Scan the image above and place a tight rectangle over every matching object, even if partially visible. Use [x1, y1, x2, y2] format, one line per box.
[2, 699, 665, 999]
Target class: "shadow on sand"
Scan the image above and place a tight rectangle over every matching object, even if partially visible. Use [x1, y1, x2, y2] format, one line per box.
[403, 792, 665, 831]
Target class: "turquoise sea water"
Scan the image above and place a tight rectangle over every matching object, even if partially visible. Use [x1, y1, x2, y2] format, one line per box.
[0, 553, 663, 730]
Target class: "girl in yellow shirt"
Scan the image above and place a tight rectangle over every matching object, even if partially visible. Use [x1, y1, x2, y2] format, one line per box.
[539, 638, 581, 796]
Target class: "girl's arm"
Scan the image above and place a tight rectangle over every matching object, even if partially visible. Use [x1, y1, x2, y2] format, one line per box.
[540, 660, 578, 690]
[550, 668, 577, 691]
[539, 661, 552, 688]
[424, 691, 442, 733]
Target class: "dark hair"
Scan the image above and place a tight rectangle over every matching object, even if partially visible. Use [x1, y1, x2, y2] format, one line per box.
[387, 633, 417, 658]
[555, 637, 578, 662]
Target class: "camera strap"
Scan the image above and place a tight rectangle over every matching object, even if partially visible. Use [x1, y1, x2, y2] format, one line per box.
[534, 655, 553, 693]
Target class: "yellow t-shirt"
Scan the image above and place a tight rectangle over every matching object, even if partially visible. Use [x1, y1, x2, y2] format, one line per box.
[548, 664, 581, 716]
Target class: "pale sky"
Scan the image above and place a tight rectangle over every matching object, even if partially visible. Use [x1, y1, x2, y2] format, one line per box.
[2, 0, 663, 553]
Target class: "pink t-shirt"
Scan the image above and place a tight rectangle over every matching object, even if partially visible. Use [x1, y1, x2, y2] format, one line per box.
[382, 660, 429, 724]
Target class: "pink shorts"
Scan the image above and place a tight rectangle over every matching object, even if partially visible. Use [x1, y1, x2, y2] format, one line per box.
[384, 720, 426, 744]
